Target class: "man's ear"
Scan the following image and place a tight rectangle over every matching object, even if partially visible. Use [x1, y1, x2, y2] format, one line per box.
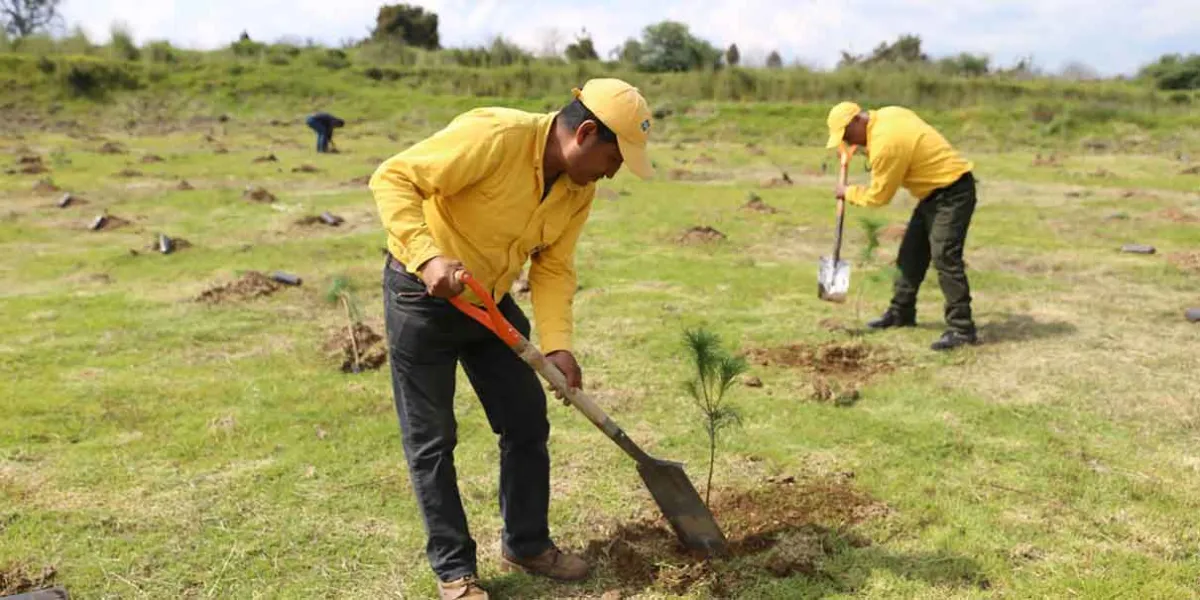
[574, 120, 598, 146]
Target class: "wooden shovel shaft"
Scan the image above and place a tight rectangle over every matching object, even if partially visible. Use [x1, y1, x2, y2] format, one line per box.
[448, 273, 651, 464]
[832, 146, 852, 264]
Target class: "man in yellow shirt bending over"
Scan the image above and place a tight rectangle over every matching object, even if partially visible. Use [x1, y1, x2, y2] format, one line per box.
[826, 101, 979, 351]
[370, 79, 654, 600]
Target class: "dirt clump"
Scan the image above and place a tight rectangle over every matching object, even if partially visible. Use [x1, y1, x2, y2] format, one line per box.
[583, 477, 886, 595]
[32, 177, 59, 193]
[252, 153, 279, 163]
[176, 179, 194, 191]
[325, 323, 388, 373]
[345, 174, 371, 187]
[759, 172, 794, 188]
[1031, 153, 1061, 167]
[140, 154, 165, 163]
[744, 341, 895, 379]
[668, 168, 723, 182]
[291, 164, 320, 173]
[1160, 208, 1199, 223]
[16, 155, 48, 174]
[115, 168, 142, 178]
[0, 562, 57, 596]
[195, 271, 283, 304]
[1180, 164, 1199, 175]
[1168, 251, 1200, 273]
[678, 226, 726, 244]
[97, 141, 126, 154]
[89, 214, 130, 231]
[243, 185, 276, 203]
[742, 193, 779, 214]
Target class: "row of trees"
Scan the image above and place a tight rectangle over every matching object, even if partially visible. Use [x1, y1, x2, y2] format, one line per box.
[2, 0, 1197, 89]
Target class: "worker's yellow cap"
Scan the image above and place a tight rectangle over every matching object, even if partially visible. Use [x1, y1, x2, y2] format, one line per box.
[572, 78, 655, 179]
[825, 101, 862, 149]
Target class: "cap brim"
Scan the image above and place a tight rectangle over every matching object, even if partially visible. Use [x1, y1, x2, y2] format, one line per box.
[825, 128, 845, 149]
[618, 137, 654, 180]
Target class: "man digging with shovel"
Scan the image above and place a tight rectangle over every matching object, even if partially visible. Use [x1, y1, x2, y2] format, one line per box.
[825, 101, 979, 351]
[370, 79, 655, 600]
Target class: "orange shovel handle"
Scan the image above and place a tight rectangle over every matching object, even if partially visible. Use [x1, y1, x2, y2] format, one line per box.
[447, 271, 522, 347]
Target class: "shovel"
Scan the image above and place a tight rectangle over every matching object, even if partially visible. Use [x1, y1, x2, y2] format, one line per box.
[818, 144, 856, 302]
[449, 270, 729, 556]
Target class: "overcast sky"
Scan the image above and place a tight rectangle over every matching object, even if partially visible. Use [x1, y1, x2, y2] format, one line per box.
[62, 0, 1198, 75]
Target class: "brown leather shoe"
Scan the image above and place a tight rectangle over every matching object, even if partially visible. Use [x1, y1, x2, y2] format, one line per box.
[438, 575, 488, 600]
[500, 544, 590, 581]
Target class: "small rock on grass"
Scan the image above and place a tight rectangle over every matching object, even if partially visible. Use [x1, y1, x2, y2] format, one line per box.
[1186, 308, 1200, 323]
[270, 271, 302, 286]
[1121, 244, 1156, 255]
[742, 375, 763, 388]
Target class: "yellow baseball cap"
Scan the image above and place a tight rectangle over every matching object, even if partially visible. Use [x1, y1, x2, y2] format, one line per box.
[572, 78, 655, 179]
[825, 101, 862, 149]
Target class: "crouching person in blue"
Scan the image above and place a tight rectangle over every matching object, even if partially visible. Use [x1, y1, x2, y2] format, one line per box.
[305, 112, 345, 153]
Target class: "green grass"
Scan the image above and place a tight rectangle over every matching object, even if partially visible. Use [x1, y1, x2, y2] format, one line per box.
[2, 100, 1200, 599]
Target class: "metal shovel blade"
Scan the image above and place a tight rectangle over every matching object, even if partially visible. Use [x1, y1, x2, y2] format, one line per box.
[637, 457, 728, 556]
[818, 256, 851, 302]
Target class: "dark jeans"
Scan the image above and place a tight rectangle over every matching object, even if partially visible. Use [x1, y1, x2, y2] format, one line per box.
[306, 116, 332, 152]
[382, 259, 552, 582]
[890, 172, 977, 335]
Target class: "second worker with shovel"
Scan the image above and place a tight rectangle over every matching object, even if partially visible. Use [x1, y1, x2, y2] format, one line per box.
[824, 101, 979, 351]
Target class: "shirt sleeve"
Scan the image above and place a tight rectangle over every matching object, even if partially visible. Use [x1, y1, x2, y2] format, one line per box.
[528, 195, 594, 354]
[369, 115, 510, 272]
[845, 138, 911, 208]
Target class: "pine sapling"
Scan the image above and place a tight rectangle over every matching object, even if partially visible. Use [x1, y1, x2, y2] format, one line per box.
[682, 327, 748, 507]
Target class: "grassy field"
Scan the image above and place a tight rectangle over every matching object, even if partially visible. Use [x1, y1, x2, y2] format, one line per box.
[2, 98, 1200, 599]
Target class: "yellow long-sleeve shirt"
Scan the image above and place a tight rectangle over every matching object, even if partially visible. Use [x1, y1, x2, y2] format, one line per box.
[846, 107, 974, 208]
[369, 107, 595, 354]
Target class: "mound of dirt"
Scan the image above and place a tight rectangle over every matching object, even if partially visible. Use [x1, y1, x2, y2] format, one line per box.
[140, 154, 165, 163]
[32, 177, 59, 193]
[582, 477, 886, 596]
[759, 172, 793, 188]
[16, 156, 48, 174]
[57, 193, 86, 208]
[115, 168, 142, 178]
[693, 154, 717, 166]
[742, 193, 778, 214]
[252, 153, 278, 163]
[344, 174, 372, 187]
[89, 214, 130, 231]
[1, 562, 57, 596]
[1089, 167, 1114, 178]
[195, 271, 283, 304]
[809, 376, 861, 406]
[1168, 251, 1200, 273]
[678, 226, 726, 244]
[295, 212, 344, 227]
[744, 341, 895, 379]
[145, 235, 192, 254]
[97, 141, 126, 154]
[325, 323, 388, 373]
[668, 168, 723, 182]
[1160, 208, 1200, 223]
[176, 179, 194, 191]
[291, 164, 320, 173]
[213, 146, 229, 155]
[243, 185, 276, 203]
[1180, 165, 1199, 175]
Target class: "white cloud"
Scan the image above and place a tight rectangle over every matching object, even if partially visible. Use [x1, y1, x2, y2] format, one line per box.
[59, 0, 1199, 75]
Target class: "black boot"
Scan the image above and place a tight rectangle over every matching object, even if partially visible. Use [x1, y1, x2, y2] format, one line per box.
[867, 309, 916, 330]
[931, 330, 978, 351]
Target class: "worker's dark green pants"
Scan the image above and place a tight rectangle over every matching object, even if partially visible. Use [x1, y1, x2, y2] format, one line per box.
[889, 172, 977, 335]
